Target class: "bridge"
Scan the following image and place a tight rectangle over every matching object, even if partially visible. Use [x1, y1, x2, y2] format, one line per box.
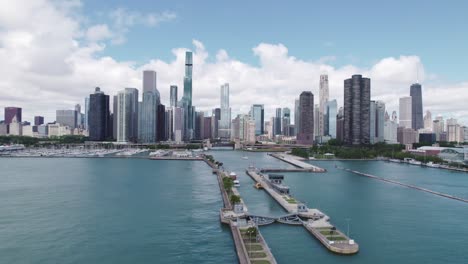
[247, 213, 305, 226]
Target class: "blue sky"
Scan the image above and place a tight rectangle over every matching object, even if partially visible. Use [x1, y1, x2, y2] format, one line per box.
[84, 0, 468, 83]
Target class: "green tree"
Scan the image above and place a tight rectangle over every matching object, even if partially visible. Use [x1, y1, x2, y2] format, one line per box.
[230, 194, 241, 205]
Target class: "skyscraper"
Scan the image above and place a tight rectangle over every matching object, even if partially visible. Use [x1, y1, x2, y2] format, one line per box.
[370, 101, 376, 144]
[336, 107, 345, 142]
[157, 104, 166, 141]
[180, 51, 193, 140]
[326, 99, 337, 138]
[88, 87, 110, 141]
[282, 108, 291, 136]
[212, 108, 221, 139]
[219, 83, 231, 139]
[56, 110, 77, 128]
[251, 104, 264, 135]
[34, 116, 44, 126]
[273, 108, 282, 136]
[297, 91, 314, 145]
[138, 70, 160, 143]
[410, 83, 423, 130]
[423, 110, 433, 131]
[343, 74, 371, 145]
[117, 88, 139, 142]
[4, 107, 22, 125]
[84, 96, 89, 130]
[294, 99, 300, 135]
[375, 101, 386, 143]
[170, 85, 178, 107]
[319, 74, 329, 136]
[399, 96, 412, 129]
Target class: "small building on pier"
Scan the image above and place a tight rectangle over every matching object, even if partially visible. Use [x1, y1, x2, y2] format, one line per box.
[268, 174, 290, 194]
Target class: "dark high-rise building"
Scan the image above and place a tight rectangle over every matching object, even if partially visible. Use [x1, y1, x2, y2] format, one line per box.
[212, 108, 221, 139]
[170, 85, 178, 107]
[343, 75, 371, 145]
[113, 95, 118, 140]
[410, 83, 423, 130]
[297, 91, 314, 145]
[89, 87, 110, 141]
[4, 107, 22, 124]
[203, 117, 212, 139]
[34, 116, 44, 126]
[157, 104, 166, 141]
[194, 111, 204, 140]
[273, 108, 282, 136]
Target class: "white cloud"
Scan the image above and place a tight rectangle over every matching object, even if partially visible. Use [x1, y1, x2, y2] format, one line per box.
[0, 0, 467, 127]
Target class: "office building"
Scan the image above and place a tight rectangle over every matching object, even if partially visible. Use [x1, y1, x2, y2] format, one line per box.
[173, 107, 184, 143]
[343, 75, 371, 145]
[410, 83, 423, 130]
[138, 70, 160, 143]
[88, 87, 110, 141]
[157, 104, 166, 141]
[297, 91, 314, 145]
[4, 107, 22, 125]
[282, 108, 291, 136]
[180, 51, 193, 140]
[294, 99, 300, 135]
[34, 116, 44, 126]
[170, 85, 178, 107]
[397, 127, 418, 145]
[219, 83, 231, 138]
[423, 110, 433, 131]
[56, 110, 77, 128]
[117, 88, 139, 143]
[326, 99, 337, 138]
[84, 96, 90, 130]
[399, 96, 412, 129]
[273, 108, 282, 136]
[251, 104, 264, 135]
[212, 108, 221, 139]
[319, 74, 329, 136]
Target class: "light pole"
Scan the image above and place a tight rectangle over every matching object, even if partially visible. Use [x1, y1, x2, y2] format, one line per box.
[345, 218, 351, 238]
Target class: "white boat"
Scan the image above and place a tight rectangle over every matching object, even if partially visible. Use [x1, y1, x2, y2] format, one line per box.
[408, 159, 422, 165]
[388, 159, 401, 163]
[233, 180, 240, 187]
[242, 156, 248, 160]
[426, 162, 440, 168]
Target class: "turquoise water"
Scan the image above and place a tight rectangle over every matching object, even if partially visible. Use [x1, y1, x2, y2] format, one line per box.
[1, 153, 468, 263]
[0, 158, 235, 264]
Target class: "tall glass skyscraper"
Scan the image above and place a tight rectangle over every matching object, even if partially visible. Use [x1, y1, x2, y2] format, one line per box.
[273, 108, 282, 136]
[117, 88, 139, 142]
[251, 104, 264, 135]
[326, 99, 337, 138]
[219, 83, 231, 139]
[88, 87, 110, 141]
[343, 75, 371, 145]
[170, 85, 178, 107]
[410, 83, 423, 130]
[181, 52, 193, 141]
[138, 71, 160, 143]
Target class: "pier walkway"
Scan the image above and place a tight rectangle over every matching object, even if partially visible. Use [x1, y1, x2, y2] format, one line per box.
[246, 168, 359, 255]
[269, 153, 326, 172]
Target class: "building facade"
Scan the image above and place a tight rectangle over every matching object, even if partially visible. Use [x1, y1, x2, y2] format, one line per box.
[297, 91, 314, 145]
[318, 74, 329, 136]
[399, 96, 412, 129]
[88, 87, 110, 141]
[251, 104, 264, 136]
[410, 83, 424, 130]
[343, 75, 371, 145]
[219, 83, 231, 139]
[117, 88, 139, 143]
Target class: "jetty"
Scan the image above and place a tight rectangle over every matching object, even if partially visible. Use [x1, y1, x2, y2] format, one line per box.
[340, 167, 468, 204]
[268, 153, 326, 172]
[246, 167, 359, 255]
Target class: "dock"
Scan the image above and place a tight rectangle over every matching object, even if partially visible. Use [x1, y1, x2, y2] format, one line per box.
[268, 153, 326, 172]
[246, 168, 359, 255]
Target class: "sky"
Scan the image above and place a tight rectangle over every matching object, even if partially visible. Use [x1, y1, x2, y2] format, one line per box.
[0, 0, 467, 124]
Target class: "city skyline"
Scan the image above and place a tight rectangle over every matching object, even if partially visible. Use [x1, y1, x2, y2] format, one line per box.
[1, 0, 468, 124]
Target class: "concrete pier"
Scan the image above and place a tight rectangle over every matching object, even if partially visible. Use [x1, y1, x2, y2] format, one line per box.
[269, 153, 326, 172]
[246, 168, 359, 255]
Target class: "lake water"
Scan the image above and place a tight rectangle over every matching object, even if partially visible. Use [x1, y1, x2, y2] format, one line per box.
[0, 152, 467, 263]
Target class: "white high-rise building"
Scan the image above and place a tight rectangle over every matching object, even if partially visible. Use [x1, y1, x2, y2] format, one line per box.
[319, 74, 329, 136]
[399, 97, 412, 128]
[326, 99, 337, 138]
[423, 110, 433, 131]
[219, 83, 231, 139]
